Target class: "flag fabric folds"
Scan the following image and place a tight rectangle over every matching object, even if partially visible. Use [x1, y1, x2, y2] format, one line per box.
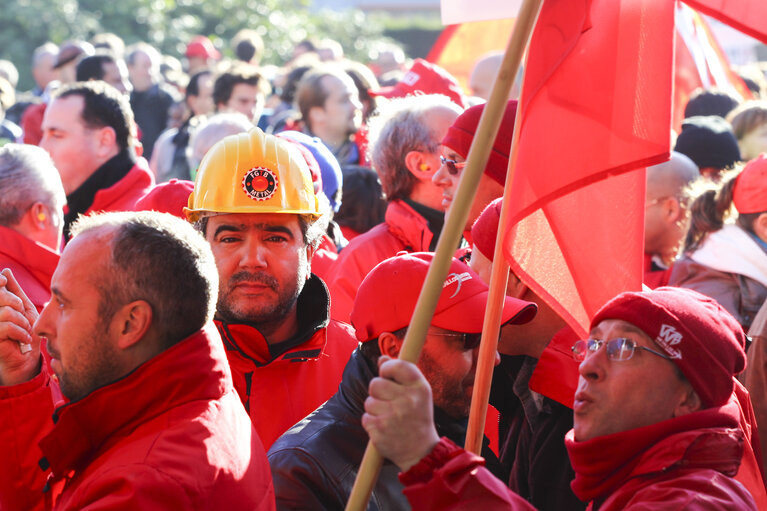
[503, 0, 675, 336]
[682, 0, 767, 45]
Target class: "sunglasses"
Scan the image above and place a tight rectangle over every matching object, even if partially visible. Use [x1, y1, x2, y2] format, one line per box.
[440, 155, 467, 176]
[430, 331, 483, 349]
[571, 338, 672, 362]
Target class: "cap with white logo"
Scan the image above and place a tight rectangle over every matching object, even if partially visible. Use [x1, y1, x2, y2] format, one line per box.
[350, 251, 537, 343]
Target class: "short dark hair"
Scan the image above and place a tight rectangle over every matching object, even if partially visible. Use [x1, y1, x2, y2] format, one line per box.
[212, 65, 270, 107]
[76, 53, 117, 82]
[55, 81, 135, 151]
[295, 67, 351, 124]
[684, 88, 741, 119]
[71, 211, 218, 350]
[186, 69, 212, 100]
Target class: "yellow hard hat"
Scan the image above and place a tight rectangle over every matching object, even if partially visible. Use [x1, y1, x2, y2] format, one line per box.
[185, 127, 320, 222]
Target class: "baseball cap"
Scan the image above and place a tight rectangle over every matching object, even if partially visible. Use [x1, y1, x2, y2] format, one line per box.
[185, 36, 221, 60]
[134, 179, 195, 219]
[733, 153, 767, 214]
[351, 251, 537, 343]
[369, 59, 468, 109]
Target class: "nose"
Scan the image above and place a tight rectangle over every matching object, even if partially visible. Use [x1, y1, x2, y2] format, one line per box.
[578, 344, 607, 382]
[33, 301, 55, 340]
[432, 162, 451, 188]
[238, 237, 268, 269]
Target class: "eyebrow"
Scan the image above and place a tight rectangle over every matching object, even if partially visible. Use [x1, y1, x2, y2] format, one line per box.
[213, 223, 295, 239]
[589, 323, 647, 338]
[51, 287, 68, 304]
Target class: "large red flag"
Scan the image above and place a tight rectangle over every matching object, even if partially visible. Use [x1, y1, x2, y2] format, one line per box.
[503, 0, 674, 336]
[682, 0, 767, 45]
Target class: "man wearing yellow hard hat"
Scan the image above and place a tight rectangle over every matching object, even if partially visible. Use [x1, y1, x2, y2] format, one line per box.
[185, 127, 358, 449]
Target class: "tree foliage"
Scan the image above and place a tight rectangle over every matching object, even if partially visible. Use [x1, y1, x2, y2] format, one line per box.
[2, 0, 392, 90]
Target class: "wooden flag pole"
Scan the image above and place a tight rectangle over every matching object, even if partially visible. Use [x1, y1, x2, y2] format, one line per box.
[344, 0, 544, 509]
[463, 0, 542, 454]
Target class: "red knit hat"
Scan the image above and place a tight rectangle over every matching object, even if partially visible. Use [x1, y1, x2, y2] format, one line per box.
[134, 179, 195, 219]
[369, 59, 468, 109]
[591, 287, 746, 408]
[351, 252, 537, 343]
[733, 153, 767, 214]
[471, 197, 503, 261]
[441, 100, 517, 186]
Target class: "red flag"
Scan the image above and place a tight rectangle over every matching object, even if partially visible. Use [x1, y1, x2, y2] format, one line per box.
[682, 0, 767, 45]
[427, 19, 516, 94]
[503, 0, 674, 336]
[674, 4, 752, 131]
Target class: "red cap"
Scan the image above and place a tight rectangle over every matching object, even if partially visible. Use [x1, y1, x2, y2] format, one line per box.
[471, 198, 503, 261]
[369, 59, 468, 109]
[134, 179, 195, 219]
[441, 100, 517, 186]
[591, 287, 746, 408]
[185, 36, 221, 60]
[351, 252, 537, 342]
[733, 153, 767, 214]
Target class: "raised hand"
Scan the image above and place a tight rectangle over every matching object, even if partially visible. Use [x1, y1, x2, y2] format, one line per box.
[0, 269, 41, 386]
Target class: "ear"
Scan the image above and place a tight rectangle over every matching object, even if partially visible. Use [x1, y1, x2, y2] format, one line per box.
[308, 105, 325, 128]
[304, 245, 316, 279]
[29, 202, 50, 230]
[506, 271, 529, 299]
[754, 213, 767, 244]
[111, 300, 153, 350]
[661, 197, 682, 224]
[404, 150, 432, 180]
[97, 126, 117, 155]
[673, 384, 703, 418]
[378, 331, 403, 358]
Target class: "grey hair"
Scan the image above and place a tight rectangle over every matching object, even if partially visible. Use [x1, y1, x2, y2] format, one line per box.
[0, 144, 66, 227]
[367, 94, 462, 201]
[70, 211, 219, 349]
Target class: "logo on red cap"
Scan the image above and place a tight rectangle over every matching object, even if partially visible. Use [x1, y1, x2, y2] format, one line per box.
[444, 272, 472, 298]
[656, 324, 683, 359]
[242, 167, 278, 201]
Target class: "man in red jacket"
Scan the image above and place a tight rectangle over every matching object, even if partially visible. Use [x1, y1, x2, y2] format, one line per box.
[185, 127, 358, 449]
[0, 211, 274, 510]
[328, 94, 462, 323]
[40, 81, 154, 240]
[0, 144, 64, 311]
[363, 287, 760, 510]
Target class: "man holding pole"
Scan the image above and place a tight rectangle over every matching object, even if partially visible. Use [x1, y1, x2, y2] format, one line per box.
[268, 251, 536, 510]
[363, 287, 758, 510]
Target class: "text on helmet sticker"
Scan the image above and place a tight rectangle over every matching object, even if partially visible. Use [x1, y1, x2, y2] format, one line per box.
[242, 167, 279, 201]
[655, 324, 683, 359]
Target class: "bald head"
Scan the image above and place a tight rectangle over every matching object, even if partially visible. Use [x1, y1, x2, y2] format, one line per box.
[644, 152, 700, 263]
[469, 52, 521, 101]
[646, 151, 699, 201]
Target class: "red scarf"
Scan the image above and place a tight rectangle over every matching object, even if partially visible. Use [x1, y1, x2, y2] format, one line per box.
[565, 399, 742, 503]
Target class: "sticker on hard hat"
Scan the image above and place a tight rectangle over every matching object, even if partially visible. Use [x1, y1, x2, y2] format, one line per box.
[242, 167, 279, 201]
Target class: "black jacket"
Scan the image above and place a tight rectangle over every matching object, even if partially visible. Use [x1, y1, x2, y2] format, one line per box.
[268, 348, 504, 510]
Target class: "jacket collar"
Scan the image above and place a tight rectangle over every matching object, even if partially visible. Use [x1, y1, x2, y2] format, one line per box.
[39, 324, 231, 479]
[0, 225, 59, 290]
[385, 199, 434, 252]
[215, 274, 331, 365]
[566, 397, 743, 503]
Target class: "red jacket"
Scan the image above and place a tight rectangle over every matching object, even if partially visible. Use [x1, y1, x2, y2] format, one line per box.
[567, 399, 757, 510]
[89, 157, 155, 215]
[216, 276, 358, 449]
[328, 200, 433, 323]
[0, 226, 59, 312]
[0, 324, 275, 511]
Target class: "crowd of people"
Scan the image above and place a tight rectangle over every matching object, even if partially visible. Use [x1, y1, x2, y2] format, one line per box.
[0, 28, 766, 510]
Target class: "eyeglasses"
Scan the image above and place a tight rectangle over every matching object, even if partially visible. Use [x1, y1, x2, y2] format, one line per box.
[571, 338, 672, 362]
[430, 331, 482, 349]
[440, 155, 467, 176]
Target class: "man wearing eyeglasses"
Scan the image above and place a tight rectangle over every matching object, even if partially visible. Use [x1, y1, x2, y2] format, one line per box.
[432, 99, 518, 238]
[361, 287, 761, 510]
[268, 251, 537, 510]
[327, 95, 463, 323]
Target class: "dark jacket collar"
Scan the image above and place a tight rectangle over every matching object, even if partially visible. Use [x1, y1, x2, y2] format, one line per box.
[64, 149, 136, 238]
